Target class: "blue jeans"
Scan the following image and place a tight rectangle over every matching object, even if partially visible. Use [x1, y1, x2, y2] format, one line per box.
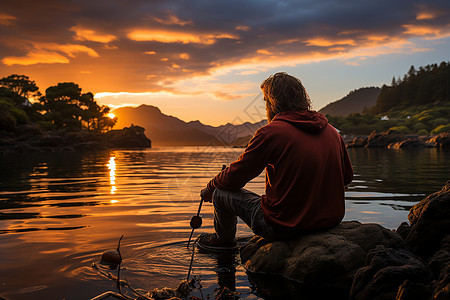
[213, 188, 296, 242]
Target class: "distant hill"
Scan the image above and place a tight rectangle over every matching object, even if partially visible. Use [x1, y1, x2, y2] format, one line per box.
[370, 61, 450, 114]
[113, 105, 267, 146]
[326, 61, 450, 136]
[319, 87, 381, 116]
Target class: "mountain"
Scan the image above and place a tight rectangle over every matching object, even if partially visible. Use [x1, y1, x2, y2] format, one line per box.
[112, 104, 267, 146]
[319, 87, 381, 116]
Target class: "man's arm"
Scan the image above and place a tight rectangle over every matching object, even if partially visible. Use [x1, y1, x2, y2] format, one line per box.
[202, 128, 271, 201]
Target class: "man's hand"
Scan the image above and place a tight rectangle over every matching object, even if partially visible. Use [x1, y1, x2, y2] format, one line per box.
[200, 187, 213, 203]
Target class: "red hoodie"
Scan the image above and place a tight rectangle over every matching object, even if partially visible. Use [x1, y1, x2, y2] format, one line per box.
[209, 110, 353, 231]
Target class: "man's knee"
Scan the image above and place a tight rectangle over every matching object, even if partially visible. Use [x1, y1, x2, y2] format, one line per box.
[212, 188, 226, 205]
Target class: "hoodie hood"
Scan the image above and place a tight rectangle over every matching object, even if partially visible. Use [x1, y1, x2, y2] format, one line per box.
[272, 110, 328, 134]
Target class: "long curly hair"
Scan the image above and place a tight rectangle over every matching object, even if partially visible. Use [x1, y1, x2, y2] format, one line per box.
[260, 72, 311, 122]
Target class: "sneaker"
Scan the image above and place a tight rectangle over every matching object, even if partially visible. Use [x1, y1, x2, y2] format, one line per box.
[196, 233, 238, 252]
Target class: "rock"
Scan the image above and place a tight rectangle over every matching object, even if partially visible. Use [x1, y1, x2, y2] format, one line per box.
[14, 123, 43, 141]
[395, 280, 431, 300]
[246, 271, 349, 299]
[426, 133, 450, 149]
[365, 130, 407, 148]
[240, 221, 404, 288]
[104, 125, 152, 148]
[395, 222, 411, 240]
[429, 235, 450, 299]
[387, 139, 430, 149]
[350, 245, 433, 300]
[347, 136, 368, 148]
[33, 134, 65, 147]
[100, 249, 122, 266]
[406, 181, 450, 258]
[73, 141, 107, 151]
[13, 143, 42, 152]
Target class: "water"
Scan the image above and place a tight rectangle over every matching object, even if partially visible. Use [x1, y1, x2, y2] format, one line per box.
[0, 147, 449, 299]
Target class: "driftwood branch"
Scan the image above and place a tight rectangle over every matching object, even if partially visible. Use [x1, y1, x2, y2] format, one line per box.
[91, 263, 152, 300]
[116, 235, 124, 294]
[90, 291, 132, 300]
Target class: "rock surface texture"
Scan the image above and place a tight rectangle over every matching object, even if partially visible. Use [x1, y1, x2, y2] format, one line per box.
[346, 130, 450, 149]
[241, 181, 450, 299]
[240, 221, 404, 287]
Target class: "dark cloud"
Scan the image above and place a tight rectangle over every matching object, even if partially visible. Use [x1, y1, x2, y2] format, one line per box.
[0, 0, 449, 94]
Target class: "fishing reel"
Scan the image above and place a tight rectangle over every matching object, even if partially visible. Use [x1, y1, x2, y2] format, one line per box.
[189, 215, 202, 229]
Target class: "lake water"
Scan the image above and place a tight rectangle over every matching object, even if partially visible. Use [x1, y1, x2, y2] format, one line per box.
[0, 147, 449, 299]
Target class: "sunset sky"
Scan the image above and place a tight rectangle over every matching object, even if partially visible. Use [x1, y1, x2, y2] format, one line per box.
[1, 0, 449, 125]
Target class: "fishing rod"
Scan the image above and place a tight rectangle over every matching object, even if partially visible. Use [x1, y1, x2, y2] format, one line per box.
[187, 164, 226, 248]
[186, 165, 226, 281]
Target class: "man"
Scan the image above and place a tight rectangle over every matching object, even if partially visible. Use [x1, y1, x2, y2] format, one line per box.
[197, 72, 353, 251]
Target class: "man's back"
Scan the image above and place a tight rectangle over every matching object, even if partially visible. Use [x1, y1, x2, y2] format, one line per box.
[259, 110, 353, 231]
[212, 110, 353, 232]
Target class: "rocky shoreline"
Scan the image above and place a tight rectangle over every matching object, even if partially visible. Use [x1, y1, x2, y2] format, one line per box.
[347, 130, 450, 149]
[0, 124, 152, 154]
[241, 182, 450, 299]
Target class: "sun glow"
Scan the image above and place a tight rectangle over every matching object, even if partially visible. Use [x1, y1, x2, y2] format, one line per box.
[108, 113, 116, 119]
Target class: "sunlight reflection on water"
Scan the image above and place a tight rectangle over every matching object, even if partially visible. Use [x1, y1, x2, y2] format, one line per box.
[0, 147, 449, 299]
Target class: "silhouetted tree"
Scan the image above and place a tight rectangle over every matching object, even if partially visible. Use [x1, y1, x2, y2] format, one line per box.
[40, 82, 116, 131]
[0, 74, 40, 103]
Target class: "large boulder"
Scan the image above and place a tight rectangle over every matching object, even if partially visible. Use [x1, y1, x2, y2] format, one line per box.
[347, 136, 368, 148]
[426, 133, 450, 149]
[365, 130, 407, 148]
[241, 183, 450, 299]
[387, 139, 430, 149]
[350, 245, 433, 300]
[429, 235, 450, 299]
[104, 125, 152, 148]
[405, 181, 450, 258]
[240, 221, 403, 288]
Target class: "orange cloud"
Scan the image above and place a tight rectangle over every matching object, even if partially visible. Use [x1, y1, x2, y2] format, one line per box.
[0, 13, 16, 26]
[235, 25, 250, 31]
[277, 38, 300, 45]
[305, 37, 356, 47]
[153, 12, 192, 26]
[71, 25, 117, 43]
[2, 51, 69, 66]
[179, 53, 190, 59]
[416, 12, 436, 20]
[145, 51, 156, 55]
[256, 49, 272, 55]
[415, 4, 443, 20]
[39, 43, 99, 58]
[127, 29, 238, 44]
[402, 24, 441, 36]
[2, 43, 98, 66]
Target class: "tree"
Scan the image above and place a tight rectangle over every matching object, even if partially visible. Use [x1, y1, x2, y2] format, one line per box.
[0, 74, 40, 102]
[391, 76, 397, 87]
[41, 82, 116, 131]
[407, 65, 416, 78]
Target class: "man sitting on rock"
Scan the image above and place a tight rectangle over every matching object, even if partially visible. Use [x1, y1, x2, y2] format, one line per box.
[197, 72, 354, 251]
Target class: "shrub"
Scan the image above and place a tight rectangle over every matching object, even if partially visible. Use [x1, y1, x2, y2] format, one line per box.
[413, 122, 428, 133]
[389, 125, 410, 134]
[417, 129, 429, 135]
[431, 117, 448, 128]
[431, 124, 450, 135]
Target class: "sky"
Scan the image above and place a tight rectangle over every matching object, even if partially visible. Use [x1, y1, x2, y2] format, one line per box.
[1, 0, 450, 125]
